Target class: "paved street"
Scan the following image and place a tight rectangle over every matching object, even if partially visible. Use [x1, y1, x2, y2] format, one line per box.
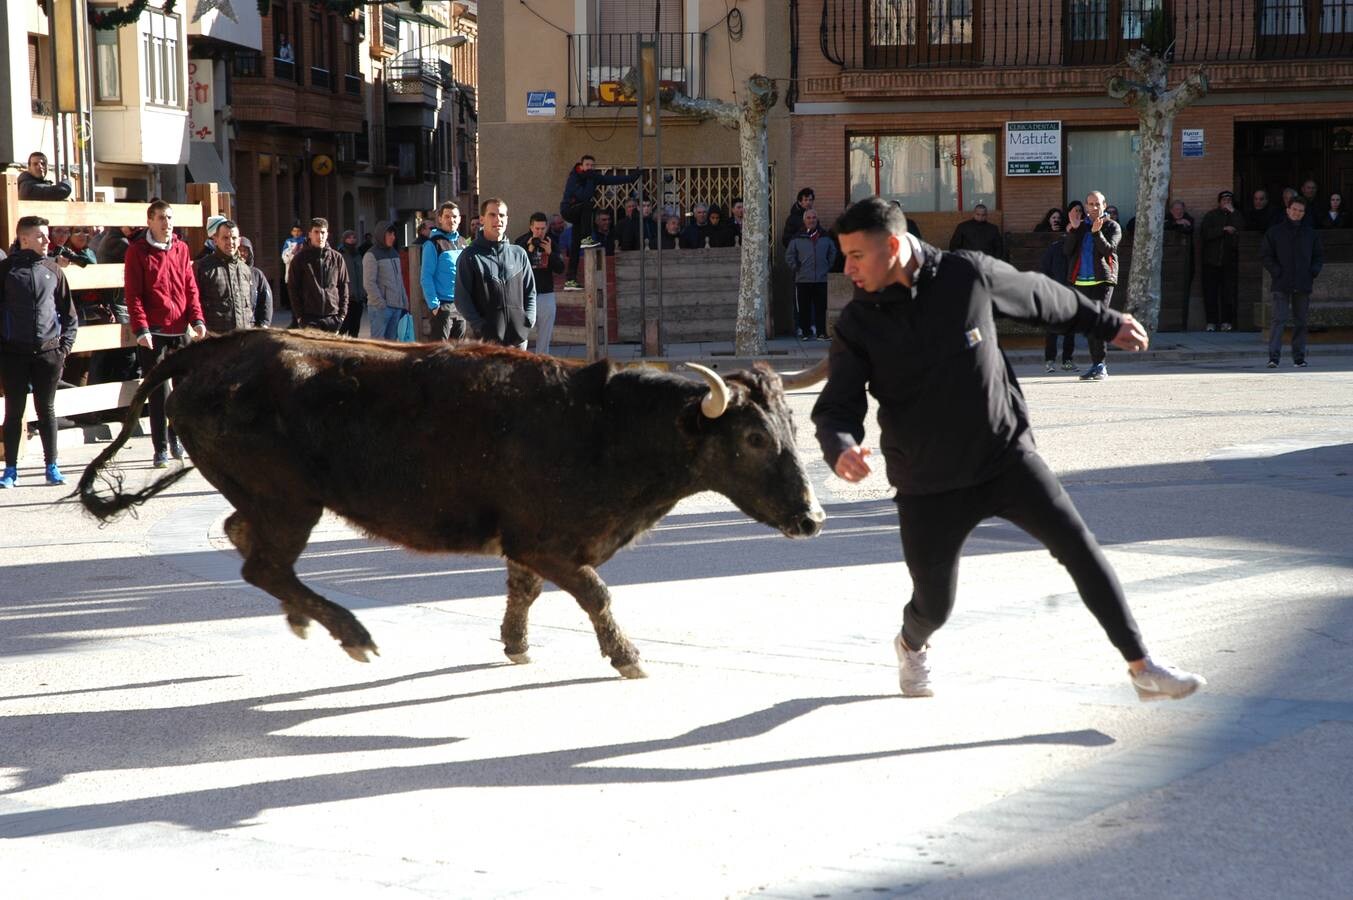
[2, 350, 1352, 899]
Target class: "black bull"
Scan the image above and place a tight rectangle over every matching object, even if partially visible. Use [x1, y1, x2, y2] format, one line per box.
[78, 330, 828, 677]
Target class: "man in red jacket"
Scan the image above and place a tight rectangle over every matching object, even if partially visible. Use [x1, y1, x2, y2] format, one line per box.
[124, 199, 206, 467]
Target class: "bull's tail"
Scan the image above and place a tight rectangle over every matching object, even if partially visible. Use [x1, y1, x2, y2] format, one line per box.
[76, 345, 200, 522]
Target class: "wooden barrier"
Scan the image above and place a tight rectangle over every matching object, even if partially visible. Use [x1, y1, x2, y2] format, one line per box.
[0, 176, 228, 464]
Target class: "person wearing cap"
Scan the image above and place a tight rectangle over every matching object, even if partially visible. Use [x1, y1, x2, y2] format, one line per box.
[197, 215, 229, 262]
[1200, 190, 1246, 332]
[338, 229, 367, 337]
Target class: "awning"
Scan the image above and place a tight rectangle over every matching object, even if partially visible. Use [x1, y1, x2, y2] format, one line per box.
[187, 142, 235, 194]
[389, 1, 448, 27]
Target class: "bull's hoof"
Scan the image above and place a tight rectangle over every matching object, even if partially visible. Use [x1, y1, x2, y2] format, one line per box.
[615, 662, 648, 679]
[506, 652, 532, 664]
[343, 642, 380, 663]
[288, 620, 310, 639]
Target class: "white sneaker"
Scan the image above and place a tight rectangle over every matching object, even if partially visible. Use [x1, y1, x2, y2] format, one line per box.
[1130, 657, 1206, 702]
[893, 633, 933, 697]
[1045, 360, 1056, 374]
[579, 237, 600, 249]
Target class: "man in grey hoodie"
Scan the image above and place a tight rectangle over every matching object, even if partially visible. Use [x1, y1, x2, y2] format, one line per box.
[364, 222, 410, 340]
[17, 152, 74, 201]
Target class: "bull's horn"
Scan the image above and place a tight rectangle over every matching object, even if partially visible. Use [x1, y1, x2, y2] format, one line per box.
[779, 357, 829, 391]
[685, 363, 729, 418]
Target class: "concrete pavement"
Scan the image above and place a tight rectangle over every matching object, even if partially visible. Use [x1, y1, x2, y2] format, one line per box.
[1, 353, 1351, 898]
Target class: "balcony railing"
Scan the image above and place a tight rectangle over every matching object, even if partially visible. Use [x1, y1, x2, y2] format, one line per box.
[344, 73, 362, 95]
[567, 32, 706, 108]
[310, 66, 331, 89]
[820, 0, 1353, 69]
[274, 58, 297, 81]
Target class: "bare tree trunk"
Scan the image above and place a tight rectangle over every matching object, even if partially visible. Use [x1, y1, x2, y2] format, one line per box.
[1108, 51, 1207, 333]
[648, 76, 778, 356]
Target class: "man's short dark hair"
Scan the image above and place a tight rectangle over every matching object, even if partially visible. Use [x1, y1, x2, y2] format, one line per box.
[732, 197, 743, 206]
[1288, 196, 1307, 208]
[580, 154, 596, 164]
[221, 219, 238, 232]
[309, 217, 328, 230]
[529, 212, 548, 224]
[973, 203, 988, 212]
[16, 215, 49, 234]
[27, 151, 47, 164]
[437, 201, 459, 216]
[480, 197, 505, 215]
[797, 187, 815, 203]
[147, 199, 172, 218]
[834, 196, 908, 238]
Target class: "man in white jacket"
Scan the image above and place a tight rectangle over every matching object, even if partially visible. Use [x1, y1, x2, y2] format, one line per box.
[363, 222, 410, 340]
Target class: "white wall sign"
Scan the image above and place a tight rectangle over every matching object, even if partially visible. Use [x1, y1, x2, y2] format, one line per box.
[1181, 129, 1204, 158]
[1006, 120, 1062, 176]
[188, 61, 215, 142]
[526, 91, 557, 117]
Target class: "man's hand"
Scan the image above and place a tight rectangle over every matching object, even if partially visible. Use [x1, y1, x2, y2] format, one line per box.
[189, 322, 207, 341]
[1110, 313, 1149, 352]
[1090, 214, 1105, 234]
[833, 446, 873, 482]
[136, 333, 153, 350]
[541, 236, 552, 253]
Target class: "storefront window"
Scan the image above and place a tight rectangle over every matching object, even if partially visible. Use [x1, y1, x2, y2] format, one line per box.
[1065, 129, 1140, 224]
[849, 131, 997, 212]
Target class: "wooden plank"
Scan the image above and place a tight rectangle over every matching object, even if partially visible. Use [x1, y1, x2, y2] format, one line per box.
[15, 200, 206, 228]
[63, 262, 125, 291]
[69, 323, 135, 354]
[0, 380, 143, 426]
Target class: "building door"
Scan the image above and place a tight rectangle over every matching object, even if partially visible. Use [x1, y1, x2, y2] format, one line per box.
[1235, 122, 1352, 206]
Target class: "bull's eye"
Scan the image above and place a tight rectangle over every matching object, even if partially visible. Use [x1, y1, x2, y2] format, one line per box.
[745, 430, 769, 451]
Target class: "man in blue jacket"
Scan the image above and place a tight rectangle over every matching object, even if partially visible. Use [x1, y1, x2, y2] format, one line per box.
[421, 201, 468, 340]
[813, 197, 1205, 703]
[560, 155, 640, 289]
[455, 199, 535, 348]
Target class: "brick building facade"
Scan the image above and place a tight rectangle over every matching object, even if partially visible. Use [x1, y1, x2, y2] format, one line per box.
[789, 1, 1353, 327]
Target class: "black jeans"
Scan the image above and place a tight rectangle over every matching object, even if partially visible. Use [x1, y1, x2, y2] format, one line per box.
[2, 347, 65, 467]
[1202, 261, 1238, 327]
[795, 282, 828, 336]
[339, 297, 366, 337]
[430, 304, 468, 341]
[135, 334, 190, 455]
[895, 451, 1146, 662]
[1077, 283, 1117, 365]
[564, 202, 594, 281]
[1044, 329, 1075, 363]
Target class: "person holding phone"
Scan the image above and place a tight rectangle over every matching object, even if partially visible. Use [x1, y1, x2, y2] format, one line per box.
[1062, 191, 1121, 381]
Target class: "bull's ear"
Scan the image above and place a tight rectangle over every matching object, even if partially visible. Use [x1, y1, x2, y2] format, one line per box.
[570, 358, 612, 404]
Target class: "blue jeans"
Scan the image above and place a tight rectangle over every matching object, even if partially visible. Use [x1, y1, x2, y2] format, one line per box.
[1268, 292, 1310, 363]
[534, 292, 557, 355]
[371, 306, 407, 341]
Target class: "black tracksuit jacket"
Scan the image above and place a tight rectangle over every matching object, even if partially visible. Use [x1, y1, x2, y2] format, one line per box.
[812, 241, 1123, 496]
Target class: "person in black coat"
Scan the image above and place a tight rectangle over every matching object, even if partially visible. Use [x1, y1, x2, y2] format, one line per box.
[1262, 197, 1324, 367]
[812, 197, 1206, 702]
[16, 152, 74, 201]
[559, 155, 640, 286]
[947, 204, 1005, 259]
[782, 187, 815, 248]
[1316, 192, 1348, 229]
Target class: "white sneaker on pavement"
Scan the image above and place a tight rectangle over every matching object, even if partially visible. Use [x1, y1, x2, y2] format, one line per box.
[1130, 657, 1206, 702]
[893, 633, 933, 697]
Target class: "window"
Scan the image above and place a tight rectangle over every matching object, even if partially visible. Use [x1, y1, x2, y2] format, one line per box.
[866, 1, 977, 67]
[849, 131, 997, 212]
[142, 9, 181, 107]
[1065, 0, 1163, 64]
[1257, 1, 1353, 56]
[1065, 129, 1140, 225]
[588, 0, 683, 34]
[1260, 0, 1306, 34]
[95, 24, 121, 102]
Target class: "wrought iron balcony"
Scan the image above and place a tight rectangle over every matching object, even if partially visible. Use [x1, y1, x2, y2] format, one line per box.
[567, 32, 706, 108]
[820, 0, 1353, 69]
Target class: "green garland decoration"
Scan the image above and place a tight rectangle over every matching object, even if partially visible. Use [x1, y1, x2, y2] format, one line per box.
[92, 1, 427, 31]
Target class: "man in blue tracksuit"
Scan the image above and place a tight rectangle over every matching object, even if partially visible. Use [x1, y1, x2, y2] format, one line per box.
[421, 201, 468, 340]
[455, 199, 535, 348]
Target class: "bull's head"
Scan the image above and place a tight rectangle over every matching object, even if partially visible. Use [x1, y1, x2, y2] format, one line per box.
[683, 363, 825, 539]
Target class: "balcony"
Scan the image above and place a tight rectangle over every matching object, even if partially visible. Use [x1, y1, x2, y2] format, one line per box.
[229, 52, 364, 132]
[820, 1, 1353, 68]
[387, 58, 453, 109]
[567, 32, 706, 108]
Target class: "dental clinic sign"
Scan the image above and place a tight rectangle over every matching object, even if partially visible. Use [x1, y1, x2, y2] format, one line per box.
[1005, 120, 1061, 176]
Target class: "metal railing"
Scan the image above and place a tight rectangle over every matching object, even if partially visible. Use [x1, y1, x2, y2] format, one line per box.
[820, 0, 1353, 69]
[310, 66, 331, 89]
[567, 32, 706, 107]
[274, 58, 297, 81]
[344, 73, 362, 95]
[591, 164, 776, 246]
